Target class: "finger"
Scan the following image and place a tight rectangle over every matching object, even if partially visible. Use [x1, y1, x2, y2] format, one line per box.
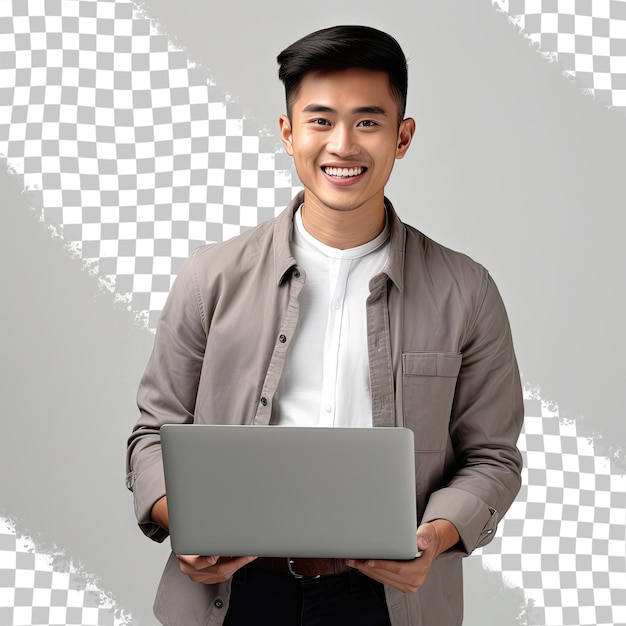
[347, 558, 413, 574]
[416, 523, 437, 551]
[226, 555, 258, 570]
[346, 559, 406, 585]
[416, 522, 435, 539]
[177, 554, 219, 569]
[178, 555, 247, 584]
[417, 534, 431, 551]
[348, 561, 421, 593]
[346, 559, 391, 581]
[178, 556, 257, 585]
[346, 557, 431, 592]
[178, 557, 219, 578]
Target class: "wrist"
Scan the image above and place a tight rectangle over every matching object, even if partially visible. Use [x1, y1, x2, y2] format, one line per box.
[428, 519, 460, 557]
[151, 496, 169, 531]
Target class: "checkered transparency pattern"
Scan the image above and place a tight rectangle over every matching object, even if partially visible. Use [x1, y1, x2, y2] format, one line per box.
[0, 520, 126, 626]
[1, 1, 626, 625]
[476, 396, 626, 626]
[0, 0, 302, 329]
[492, 0, 626, 109]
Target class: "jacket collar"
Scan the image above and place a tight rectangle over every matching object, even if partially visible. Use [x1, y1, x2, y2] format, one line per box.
[273, 191, 405, 292]
[273, 192, 302, 285]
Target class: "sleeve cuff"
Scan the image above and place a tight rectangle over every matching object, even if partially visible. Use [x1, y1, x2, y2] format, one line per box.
[126, 458, 169, 543]
[422, 486, 498, 555]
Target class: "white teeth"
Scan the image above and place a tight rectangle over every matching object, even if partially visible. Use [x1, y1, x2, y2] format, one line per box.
[324, 166, 364, 178]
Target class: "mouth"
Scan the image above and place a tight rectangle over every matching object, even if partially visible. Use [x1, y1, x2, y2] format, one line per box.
[322, 166, 367, 179]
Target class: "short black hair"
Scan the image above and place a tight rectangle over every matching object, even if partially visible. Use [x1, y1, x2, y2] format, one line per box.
[277, 25, 408, 124]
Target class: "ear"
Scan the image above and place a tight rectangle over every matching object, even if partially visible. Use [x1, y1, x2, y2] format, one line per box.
[279, 114, 294, 156]
[395, 117, 416, 159]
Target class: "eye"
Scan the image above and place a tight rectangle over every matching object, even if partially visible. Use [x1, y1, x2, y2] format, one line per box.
[310, 118, 331, 126]
[357, 120, 378, 127]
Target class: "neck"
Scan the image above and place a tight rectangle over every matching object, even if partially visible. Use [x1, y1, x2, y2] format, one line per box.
[300, 195, 386, 250]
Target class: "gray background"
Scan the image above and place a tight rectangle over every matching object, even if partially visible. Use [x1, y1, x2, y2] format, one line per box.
[0, 0, 625, 624]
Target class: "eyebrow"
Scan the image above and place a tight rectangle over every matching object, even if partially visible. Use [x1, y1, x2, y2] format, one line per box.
[301, 104, 388, 116]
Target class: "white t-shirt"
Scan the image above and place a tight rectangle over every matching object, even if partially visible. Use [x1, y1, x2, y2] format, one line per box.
[274, 207, 390, 428]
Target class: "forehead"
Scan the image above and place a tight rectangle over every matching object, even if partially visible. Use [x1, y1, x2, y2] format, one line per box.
[292, 68, 397, 114]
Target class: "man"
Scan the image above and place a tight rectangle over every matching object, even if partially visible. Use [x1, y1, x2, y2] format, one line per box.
[126, 25, 523, 625]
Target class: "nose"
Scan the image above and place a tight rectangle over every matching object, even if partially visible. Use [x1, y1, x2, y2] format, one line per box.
[327, 124, 359, 157]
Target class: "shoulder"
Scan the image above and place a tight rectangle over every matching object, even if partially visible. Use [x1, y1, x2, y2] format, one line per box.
[181, 218, 277, 286]
[403, 222, 489, 292]
[165, 217, 281, 331]
[190, 217, 276, 272]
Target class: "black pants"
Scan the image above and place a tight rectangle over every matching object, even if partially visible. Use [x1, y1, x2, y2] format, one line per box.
[223, 565, 392, 626]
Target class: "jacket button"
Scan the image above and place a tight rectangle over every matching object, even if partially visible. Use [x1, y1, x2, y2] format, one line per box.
[293, 269, 300, 278]
[279, 334, 287, 343]
[214, 599, 224, 609]
[260, 397, 268, 406]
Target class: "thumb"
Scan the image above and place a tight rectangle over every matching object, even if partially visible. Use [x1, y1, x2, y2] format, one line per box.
[417, 522, 437, 551]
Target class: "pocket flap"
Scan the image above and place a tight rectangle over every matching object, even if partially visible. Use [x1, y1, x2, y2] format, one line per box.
[403, 352, 462, 377]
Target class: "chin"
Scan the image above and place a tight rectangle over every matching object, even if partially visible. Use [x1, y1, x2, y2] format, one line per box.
[325, 203, 361, 213]
[318, 194, 365, 213]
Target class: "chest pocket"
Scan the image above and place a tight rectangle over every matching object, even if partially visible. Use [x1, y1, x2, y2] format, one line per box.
[402, 352, 462, 452]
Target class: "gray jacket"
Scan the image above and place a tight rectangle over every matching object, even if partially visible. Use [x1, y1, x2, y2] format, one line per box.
[126, 192, 524, 625]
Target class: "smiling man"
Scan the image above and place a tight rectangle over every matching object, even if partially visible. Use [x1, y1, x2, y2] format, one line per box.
[278, 67, 414, 250]
[126, 25, 524, 626]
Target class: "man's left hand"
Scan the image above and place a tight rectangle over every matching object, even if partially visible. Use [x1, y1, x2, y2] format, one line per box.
[346, 519, 460, 594]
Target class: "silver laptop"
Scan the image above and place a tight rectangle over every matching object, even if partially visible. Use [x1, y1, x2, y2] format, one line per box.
[161, 424, 419, 560]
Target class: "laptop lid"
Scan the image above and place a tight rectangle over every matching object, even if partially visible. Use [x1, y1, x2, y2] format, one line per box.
[161, 424, 418, 560]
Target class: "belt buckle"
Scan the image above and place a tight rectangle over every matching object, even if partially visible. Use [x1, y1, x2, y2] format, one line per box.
[287, 558, 320, 580]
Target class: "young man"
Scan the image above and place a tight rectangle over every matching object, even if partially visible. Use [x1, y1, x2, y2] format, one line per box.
[126, 25, 524, 625]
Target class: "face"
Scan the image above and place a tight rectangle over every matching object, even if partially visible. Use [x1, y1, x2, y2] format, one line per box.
[279, 68, 415, 216]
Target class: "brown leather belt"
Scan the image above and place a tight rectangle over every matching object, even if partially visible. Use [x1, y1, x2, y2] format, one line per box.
[251, 557, 350, 578]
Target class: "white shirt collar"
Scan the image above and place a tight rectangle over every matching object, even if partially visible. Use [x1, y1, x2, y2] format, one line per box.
[293, 204, 390, 261]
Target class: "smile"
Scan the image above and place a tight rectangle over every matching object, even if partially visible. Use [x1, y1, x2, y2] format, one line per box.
[323, 166, 366, 178]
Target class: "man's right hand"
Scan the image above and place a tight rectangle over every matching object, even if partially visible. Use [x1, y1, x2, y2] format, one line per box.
[150, 497, 256, 583]
[177, 555, 258, 584]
